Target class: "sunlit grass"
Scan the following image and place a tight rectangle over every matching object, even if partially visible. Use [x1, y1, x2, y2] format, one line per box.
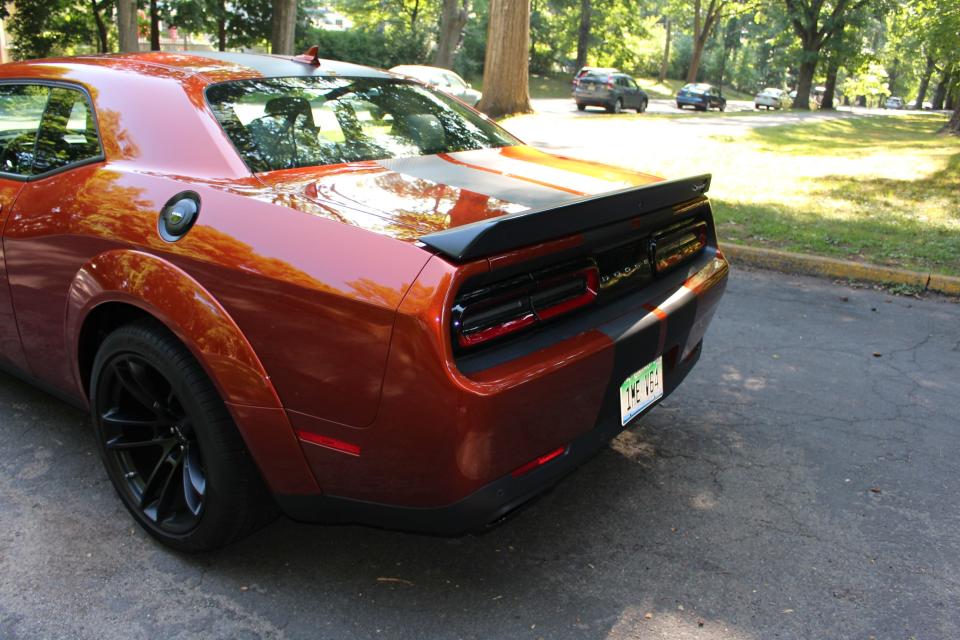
[636, 114, 960, 275]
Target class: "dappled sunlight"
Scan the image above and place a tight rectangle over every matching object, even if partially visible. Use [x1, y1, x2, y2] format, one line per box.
[606, 606, 758, 640]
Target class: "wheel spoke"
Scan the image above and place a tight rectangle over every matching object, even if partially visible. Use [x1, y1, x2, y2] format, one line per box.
[101, 407, 162, 430]
[105, 434, 175, 451]
[182, 445, 205, 516]
[153, 451, 185, 524]
[114, 358, 165, 414]
[138, 443, 177, 510]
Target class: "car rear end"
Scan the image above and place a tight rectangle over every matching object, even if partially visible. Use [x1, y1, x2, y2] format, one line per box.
[574, 73, 617, 109]
[755, 89, 782, 109]
[676, 85, 707, 109]
[283, 177, 729, 533]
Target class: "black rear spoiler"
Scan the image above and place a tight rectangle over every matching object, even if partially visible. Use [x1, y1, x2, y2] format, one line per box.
[418, 173, 711, 262]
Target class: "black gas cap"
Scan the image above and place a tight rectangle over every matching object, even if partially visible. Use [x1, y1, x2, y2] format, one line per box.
[158, 191, 200, 242]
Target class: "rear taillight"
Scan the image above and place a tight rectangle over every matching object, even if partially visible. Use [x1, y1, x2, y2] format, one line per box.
[453, 263, 599, 349]
[606, 79, 615, 89]
[653, 220, 708, 274]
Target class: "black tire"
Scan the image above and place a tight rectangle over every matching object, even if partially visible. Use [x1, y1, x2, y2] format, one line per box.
[90, 319, 275, 552]
[676, 102, 683, 110]
[636, 98, 647, 114]
[719, 102, 726, 112]
[755, 103, 760, 110]
[607, 98, 623, 114]
[576, 103, 586, 111]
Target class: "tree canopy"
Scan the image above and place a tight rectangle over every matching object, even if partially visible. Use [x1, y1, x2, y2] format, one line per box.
[0, 0, 956, 121]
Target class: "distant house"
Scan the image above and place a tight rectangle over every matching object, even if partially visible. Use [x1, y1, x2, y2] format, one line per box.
[305, 5, 354, 31]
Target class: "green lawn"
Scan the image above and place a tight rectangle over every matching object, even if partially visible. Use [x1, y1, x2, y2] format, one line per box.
[641, 114, 960, 276]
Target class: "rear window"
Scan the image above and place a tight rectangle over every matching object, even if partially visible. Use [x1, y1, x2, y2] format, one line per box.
[206, 76, 518, 173]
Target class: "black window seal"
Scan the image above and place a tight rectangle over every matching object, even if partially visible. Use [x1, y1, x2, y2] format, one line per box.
[0, 79, 106, 183]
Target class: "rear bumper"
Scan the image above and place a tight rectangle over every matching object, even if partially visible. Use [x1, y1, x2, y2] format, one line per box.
[277, 247, 729, 532]
[276, 341, 703, 534]
[677, 96, 705, 107]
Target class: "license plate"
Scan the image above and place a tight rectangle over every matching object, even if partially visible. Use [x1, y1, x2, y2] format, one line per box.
[619, 356, 663, 426]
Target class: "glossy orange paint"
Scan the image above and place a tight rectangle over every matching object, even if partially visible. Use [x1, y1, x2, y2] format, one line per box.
[0, 52, 728, 520]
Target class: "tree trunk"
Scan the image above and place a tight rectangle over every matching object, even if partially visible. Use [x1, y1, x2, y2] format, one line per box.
[91, 0, 109, 53]
[658, 17, 670, 82]
[932, 68, 952, 110]
[218, 0, 227, 51]
[941, 100, 960, 135]
[271, 0, 297, 55]
[575, 0, 590, 71]
[686, 38, 705, 83]
[820, 55, 839, 110]
[116, 0, 138, 52]
[434, 0, 468, 69]
[793, 45, 818, 110]
[913, 55, 935, 109]
[149, 0, 160, 51]
[477, 0, 532, 118]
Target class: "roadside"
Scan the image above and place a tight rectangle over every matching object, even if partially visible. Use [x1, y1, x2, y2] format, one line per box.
[501, 110, 960, 280]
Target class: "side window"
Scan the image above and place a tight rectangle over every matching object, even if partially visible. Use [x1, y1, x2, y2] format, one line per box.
[33, 87, 102, 175]
[0, 84, 49, 177]
[628, 79, 639, 90]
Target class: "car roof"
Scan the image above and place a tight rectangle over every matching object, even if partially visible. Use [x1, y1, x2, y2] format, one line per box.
[0, 50, 394, 86]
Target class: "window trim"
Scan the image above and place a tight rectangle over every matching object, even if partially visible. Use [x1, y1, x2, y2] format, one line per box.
[0, 79, 106, 183]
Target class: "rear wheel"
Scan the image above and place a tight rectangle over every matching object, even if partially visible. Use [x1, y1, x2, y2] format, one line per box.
[608, 98, 623, 114]
[576, 103, 586, 111]
[90, 320, 274, 552]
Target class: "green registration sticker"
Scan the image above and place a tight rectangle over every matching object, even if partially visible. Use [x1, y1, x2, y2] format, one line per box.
[619, 356, 664, 426]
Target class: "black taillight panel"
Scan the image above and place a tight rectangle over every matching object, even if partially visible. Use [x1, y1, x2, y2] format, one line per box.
[451, 214, 711, 353]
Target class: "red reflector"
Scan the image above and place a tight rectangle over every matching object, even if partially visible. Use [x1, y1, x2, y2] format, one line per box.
[511, 446, 567, 478]
[457, 312, 536, 348]
[297, 430, 361, 456]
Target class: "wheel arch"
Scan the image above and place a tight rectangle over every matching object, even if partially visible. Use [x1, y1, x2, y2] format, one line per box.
[67, 249, 280, 409]
[67, 249, 321, 497]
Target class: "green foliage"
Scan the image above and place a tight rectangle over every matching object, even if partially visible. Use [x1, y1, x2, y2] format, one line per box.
[295, 26, 431, 68]
[8, 0, 105, 59]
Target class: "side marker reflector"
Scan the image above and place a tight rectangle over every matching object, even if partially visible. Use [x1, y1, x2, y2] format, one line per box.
[511, 446, 567, 478]
[297, 430, 361, 456]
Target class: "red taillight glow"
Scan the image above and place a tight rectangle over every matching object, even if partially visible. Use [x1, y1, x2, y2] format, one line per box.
[457, 312, 536, 348]
[511, 446, 568, 478]
[453, 264, 599, 350]
[535, 267, 599, 321]
[297, 430, 361, 456]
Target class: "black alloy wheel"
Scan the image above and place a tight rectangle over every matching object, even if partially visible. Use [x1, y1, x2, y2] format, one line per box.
[91, 320, 274, 552]
[96, 353, 206, 534]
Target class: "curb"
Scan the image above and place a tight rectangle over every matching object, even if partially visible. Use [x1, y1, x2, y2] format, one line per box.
[721, 243, 960, 297]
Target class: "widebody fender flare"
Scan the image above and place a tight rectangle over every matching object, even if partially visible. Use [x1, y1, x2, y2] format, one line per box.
[66, 249, 319, 495]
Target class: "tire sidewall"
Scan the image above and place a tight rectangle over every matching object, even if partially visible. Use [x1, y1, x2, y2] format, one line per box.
[90, 324, 240, 551]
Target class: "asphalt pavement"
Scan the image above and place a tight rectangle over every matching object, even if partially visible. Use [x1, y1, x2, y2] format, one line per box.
[1, 268, 958, 639]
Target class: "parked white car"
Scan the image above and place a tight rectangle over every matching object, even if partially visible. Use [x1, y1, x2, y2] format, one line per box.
[389, 65, 482, 106]
[754, 87, 787, 110]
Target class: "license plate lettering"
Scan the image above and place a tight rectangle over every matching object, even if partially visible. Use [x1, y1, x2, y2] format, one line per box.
[619, 357, 664, 426]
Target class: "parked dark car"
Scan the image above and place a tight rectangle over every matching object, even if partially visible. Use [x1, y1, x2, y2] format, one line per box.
[574, 72, 649, 113]
[676, 83, 726, 111]
[571, 66, 619, 91]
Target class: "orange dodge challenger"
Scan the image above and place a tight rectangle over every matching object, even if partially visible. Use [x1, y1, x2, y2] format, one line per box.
[0, 49, 728, 551]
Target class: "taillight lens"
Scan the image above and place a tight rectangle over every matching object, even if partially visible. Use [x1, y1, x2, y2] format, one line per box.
[453, 263, 599, 350]
[653, 220, 708, 274]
